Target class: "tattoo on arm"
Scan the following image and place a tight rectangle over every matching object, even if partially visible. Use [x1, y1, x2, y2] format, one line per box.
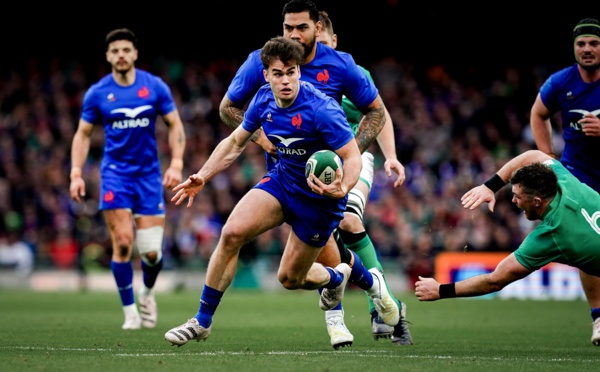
[220, 104, 245, 131]
[355, 106, 385, 153]
[220, 100, 262, 142]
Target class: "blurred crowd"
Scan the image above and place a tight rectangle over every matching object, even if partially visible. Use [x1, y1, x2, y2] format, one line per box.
[0, 54, 565, 285]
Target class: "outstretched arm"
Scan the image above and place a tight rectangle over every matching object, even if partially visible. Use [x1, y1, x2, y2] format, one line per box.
[461, 150, 554, 212]
[171, 126, 253, 207]
[415, 253, 532, 301]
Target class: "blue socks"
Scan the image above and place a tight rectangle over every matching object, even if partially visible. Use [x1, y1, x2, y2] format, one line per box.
[348, 251, 374, 290]
[195, 285, 223, 328]
[591, 308, 600, 321]
[324, 267, 344, 289]
[141, 258, 163, 289]
[111, 261, 135, 306]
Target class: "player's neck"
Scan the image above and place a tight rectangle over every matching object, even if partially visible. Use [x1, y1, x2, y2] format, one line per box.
[112, 68, 136, 86]
[577, 64, 600, 83]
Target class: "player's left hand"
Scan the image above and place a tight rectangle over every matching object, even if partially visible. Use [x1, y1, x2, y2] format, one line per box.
[414, 276, 441, 301]
[307, 169, 347, 199]
[461, 184, 496, 212]
[385, 158, 406, 188]
[580, 114, 600, 137]
[171, 173, 206, 207]
[163, 166, 184, 189]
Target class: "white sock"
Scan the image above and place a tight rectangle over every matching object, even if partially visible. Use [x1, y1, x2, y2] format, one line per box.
[123, 304, 139, 318]
[326, 309, 344, 320]
[139, 285, 152, 297]
[367, 268, 381, 296]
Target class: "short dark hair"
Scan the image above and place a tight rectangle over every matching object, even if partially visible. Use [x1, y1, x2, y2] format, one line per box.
[319, 11, 334, 35]
[510, 162, 558, 200]
[282, 0, 319, 24]
[105, 28, 138, 50]
[260, 36, 305, 70]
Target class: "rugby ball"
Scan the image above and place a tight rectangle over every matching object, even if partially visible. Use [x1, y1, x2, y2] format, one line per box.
[305, 150, 343, 185]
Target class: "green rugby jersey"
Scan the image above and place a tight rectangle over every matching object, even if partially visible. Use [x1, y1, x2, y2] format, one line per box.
[340, 66, 371, 136]
[515, 159, 600, 276]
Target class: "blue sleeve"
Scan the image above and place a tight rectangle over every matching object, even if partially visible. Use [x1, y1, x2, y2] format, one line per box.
[80, 87, 99, 124]
[241, 93, 261, 133]
[539, 74, 560, 114]
[342, 54, 378, 113]
[226, 50, 267, 106]
[155, 77, 177, 116]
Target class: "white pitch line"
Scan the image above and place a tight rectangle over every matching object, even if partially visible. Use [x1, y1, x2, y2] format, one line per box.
[2, 347, 597, 363]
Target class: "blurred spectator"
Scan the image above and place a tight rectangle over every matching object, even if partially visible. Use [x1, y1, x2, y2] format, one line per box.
[0, 230, 34, 277]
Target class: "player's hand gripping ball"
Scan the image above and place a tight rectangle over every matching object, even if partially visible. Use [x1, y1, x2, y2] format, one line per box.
[305, 150, 343, 185]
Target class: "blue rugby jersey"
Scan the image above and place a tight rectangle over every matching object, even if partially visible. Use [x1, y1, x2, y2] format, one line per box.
[540, 63, 600, 191]
[80, 69, 176, 177]
[242, 81, 354, 198]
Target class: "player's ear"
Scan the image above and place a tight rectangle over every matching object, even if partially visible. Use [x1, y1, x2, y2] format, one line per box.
[297, 65, 301, 78]
[534, 196, 542, 207]
[263, 69, 268, 83]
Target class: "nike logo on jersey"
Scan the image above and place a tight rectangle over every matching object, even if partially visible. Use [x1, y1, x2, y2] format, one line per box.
[268, 135, 304, 147]
[111, 105, 153, 118]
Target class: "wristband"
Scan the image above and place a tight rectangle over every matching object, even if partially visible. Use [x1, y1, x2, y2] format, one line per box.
[439, 283, 456, 299]
[483, 174, 505, 193]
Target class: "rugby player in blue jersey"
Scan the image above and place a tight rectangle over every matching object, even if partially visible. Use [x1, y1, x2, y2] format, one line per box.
[530, 18, 600, 345]
[219, 0, 405, 348]
[164, 36, 398, 348]
[69, 28, 186, 330]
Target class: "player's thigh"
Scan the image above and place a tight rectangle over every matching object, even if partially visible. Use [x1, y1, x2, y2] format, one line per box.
[223, 188, 284, 239]
[134, 215, 165, 229]
[315, 234, 340, 267]
[103, 209, 134, 241]
[279, 229, 323, 281]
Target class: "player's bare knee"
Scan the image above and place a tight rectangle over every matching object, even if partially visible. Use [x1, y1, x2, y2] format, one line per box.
[115, 244, 130, 260]
[278, 273, 302, 290]
[220, 223, 252, 248]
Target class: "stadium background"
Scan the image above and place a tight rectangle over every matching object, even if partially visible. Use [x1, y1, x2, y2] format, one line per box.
[0, 1, 593, 298]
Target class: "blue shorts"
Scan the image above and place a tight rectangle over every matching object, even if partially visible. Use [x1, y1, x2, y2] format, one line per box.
[254, 171, 346, 247]
[265, 151, 279, 172]
[99, 173, 166, 215]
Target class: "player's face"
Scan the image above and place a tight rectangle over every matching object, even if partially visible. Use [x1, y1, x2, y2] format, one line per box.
[264, 60, 300, 108]
[316, 29, 337, 49]
[106, 40, 138, 74]
[511, 184, 540, 220]
[574, 36, 600, 72]
[283, 12, 319, 60]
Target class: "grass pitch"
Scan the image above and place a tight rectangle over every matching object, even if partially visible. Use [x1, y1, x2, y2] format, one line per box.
[0, 288, 597, 372]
